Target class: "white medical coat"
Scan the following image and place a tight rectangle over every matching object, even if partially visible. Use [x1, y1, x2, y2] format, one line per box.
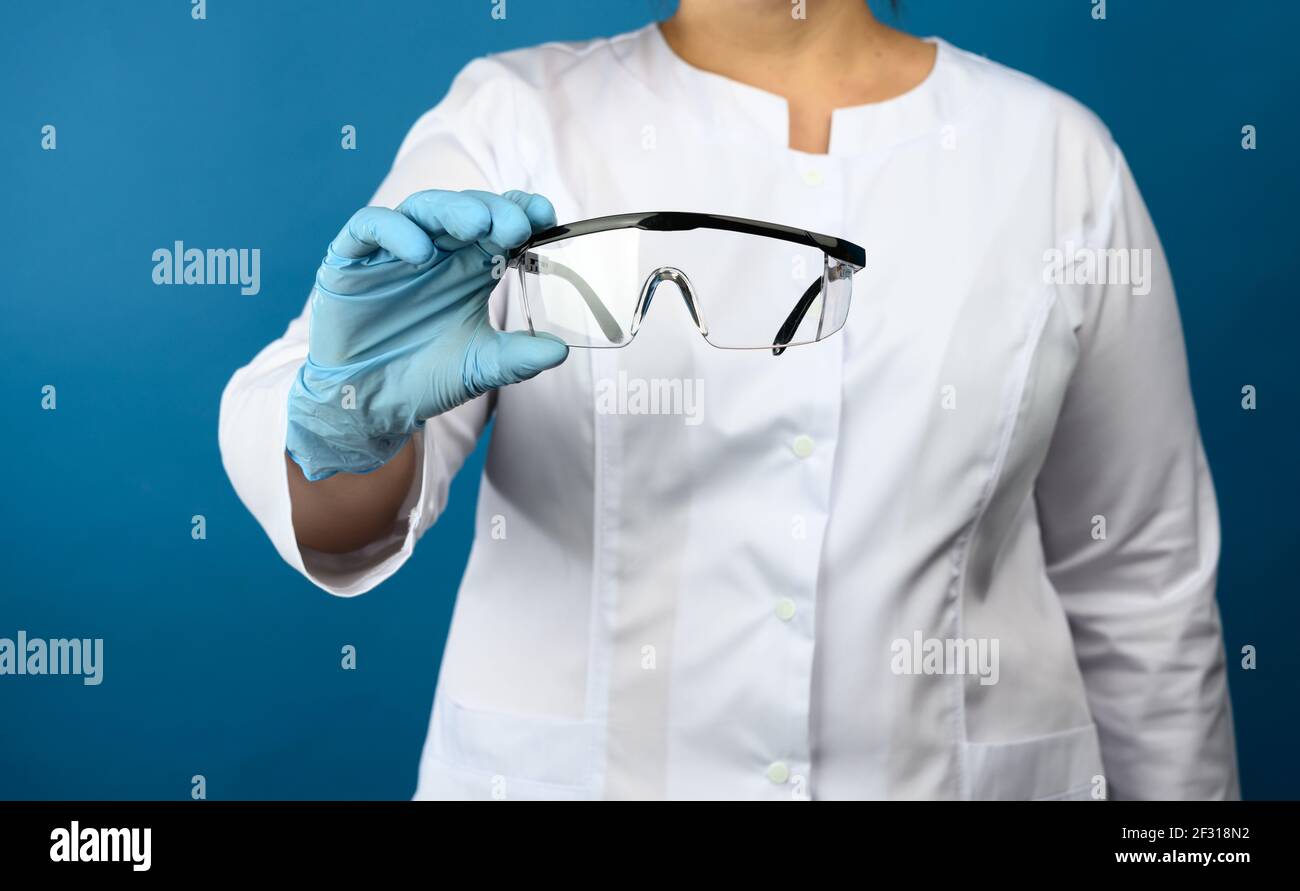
[219, 25, 1239, 800]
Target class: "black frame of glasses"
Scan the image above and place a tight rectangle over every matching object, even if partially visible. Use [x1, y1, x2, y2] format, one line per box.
[506, 211, 867, 270]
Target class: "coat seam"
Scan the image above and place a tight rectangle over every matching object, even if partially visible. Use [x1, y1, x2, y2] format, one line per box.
[948, 285, 1060, 800]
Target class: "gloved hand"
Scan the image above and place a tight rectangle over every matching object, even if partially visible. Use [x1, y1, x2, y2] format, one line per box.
[286, 189, 567, 481]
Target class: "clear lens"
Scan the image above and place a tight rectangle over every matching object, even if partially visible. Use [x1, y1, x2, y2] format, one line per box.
[818, 257, 854, 341]
[511, 226, 854, 350]
[517, 229, 641, 348]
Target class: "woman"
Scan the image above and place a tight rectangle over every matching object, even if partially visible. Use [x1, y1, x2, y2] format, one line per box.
[219, 0, 1238, 800]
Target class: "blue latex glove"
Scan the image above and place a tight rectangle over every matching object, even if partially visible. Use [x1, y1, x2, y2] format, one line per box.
[286, 189, 567, 481]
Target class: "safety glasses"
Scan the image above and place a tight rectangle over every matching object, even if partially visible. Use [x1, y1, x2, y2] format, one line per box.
[504, 212, 865, 355]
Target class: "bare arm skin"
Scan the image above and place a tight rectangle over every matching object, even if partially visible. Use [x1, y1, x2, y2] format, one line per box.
[286, 440, 417, 554]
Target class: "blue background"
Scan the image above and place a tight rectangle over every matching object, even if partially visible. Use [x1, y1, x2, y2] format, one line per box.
[2, 0, 1296, 800]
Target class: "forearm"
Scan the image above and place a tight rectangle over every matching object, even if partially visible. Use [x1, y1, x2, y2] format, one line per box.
[286, 439, 417, 554]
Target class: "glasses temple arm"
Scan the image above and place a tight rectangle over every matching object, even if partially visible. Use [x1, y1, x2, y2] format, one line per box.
[521, 253, 626, 344]
[771, 276, 824, 356]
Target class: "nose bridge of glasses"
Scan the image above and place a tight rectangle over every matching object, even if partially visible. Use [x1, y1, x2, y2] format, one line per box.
[631, 266, 709, 338]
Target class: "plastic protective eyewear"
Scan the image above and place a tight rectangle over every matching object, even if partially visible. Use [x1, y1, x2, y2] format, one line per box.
[504, 212, 865, 355]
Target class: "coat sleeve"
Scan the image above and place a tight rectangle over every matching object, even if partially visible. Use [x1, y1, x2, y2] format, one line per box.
[1034, 148, 1240, 799]
[217, 58, 523, 597]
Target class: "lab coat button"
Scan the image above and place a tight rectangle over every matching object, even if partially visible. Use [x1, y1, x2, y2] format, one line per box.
[775, 598, 797, 622]
[802, 169, 824, 186]
[766, 762, 791, 784]
[791, 434, 815, 458]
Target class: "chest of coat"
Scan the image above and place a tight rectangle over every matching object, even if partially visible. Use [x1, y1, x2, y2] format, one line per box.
[511, 120, 1076, 513]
